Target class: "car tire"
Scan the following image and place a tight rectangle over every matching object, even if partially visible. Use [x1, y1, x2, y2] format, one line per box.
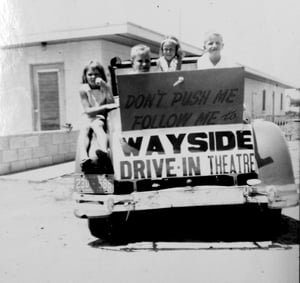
[244, 204, 282, 240]
[88, 217, 114, 240]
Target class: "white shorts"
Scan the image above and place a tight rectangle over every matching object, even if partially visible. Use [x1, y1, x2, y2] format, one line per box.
[80, 114, 105, 131]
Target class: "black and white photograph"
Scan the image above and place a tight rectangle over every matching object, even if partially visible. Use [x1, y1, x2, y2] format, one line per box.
[0, 0, 299, 282]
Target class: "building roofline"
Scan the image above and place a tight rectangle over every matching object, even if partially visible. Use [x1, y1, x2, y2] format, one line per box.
[1, 21, 202, 56]
[2, 22, 296, 89]
[238, 63, 298, 89]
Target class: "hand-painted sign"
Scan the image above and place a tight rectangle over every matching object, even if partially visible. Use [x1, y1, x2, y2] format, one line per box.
[112, 124, 256, 180]
[117, 68, 244, 131]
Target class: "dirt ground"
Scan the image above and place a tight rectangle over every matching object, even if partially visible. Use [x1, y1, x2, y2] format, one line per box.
[0, 141, 298, 283]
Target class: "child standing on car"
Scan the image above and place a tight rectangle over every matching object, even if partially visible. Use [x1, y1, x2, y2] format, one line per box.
[197, 31, 250, 123]
[157, 36, 183, 71]
[79, 60, 117, 170]
[130, 44, 152, 73]
[197, 31, 236, 69]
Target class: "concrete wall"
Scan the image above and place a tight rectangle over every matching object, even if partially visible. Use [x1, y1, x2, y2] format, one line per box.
[244, 78, 286, 121]
[0, 130, 79, 175]
[0, 39, 159, 174]
[0, 39, 131, 136]
[1, 40, 287, 136]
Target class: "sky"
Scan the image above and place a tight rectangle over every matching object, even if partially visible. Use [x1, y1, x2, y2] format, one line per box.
[1, 0, 300, 88]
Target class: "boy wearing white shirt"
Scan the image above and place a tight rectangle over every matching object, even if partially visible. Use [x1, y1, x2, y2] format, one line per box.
[197, 32, 250, 123]
[197, 32, 236, 69]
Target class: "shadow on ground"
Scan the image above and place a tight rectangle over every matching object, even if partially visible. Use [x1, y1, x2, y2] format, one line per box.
[88, 206, 299, 248]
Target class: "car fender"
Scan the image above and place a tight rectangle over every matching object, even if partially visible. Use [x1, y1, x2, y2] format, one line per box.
[252, 119, 294, 185]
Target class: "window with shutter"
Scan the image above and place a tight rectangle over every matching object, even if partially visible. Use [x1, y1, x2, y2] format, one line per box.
[38, 71, 60, 130]
[262, 89, 266, 111]
[31, 63, 65, 131]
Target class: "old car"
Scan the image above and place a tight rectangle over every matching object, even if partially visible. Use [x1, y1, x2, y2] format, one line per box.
[73, 57, 299, 240]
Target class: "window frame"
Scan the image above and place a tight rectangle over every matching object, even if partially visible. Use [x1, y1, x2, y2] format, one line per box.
[31, 63, 65, 131]
[262, 89, 266, 111]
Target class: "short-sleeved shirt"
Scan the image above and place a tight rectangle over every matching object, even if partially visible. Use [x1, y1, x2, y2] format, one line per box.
[157, 56, 180, 71]
[197, 53, 238, 69]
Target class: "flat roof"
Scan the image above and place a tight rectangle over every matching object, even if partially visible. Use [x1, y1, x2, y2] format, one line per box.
[1, 21, 202, 56]
[239, 64, 297, 89]
[1, 22, 296, 89]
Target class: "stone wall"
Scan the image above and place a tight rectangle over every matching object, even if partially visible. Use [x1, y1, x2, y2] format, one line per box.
[0, 130, 79, 175]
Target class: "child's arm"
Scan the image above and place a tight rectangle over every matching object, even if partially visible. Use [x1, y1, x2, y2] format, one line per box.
[80, 89, 118, 117]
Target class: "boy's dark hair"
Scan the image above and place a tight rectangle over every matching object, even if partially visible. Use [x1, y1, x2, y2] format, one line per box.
[82, 60, 107, 84]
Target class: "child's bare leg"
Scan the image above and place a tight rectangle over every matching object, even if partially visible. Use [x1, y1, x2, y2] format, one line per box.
[90, 119, 114, 174]
[91, 119, 108, 152]
[79, 126, 92, 161]
[93, 125, 108, 152]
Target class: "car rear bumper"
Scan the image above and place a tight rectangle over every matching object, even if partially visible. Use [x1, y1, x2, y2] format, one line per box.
[73, 183, 299, 218]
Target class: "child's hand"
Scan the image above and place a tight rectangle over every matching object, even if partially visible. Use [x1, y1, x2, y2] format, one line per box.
[95, 77, 107, 87]
[105, 103, 119, 110]
[96, 114, 105, 120]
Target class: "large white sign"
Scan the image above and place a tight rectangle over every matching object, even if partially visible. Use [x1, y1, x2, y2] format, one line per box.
[112, 124, 256, 180]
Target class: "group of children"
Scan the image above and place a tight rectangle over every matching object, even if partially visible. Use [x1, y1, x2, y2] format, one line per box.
[129, 31, 231, 73]
[79, 31, 239, 171]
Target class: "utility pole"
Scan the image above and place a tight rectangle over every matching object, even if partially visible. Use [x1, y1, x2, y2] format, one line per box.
[178, 8, 182, 40]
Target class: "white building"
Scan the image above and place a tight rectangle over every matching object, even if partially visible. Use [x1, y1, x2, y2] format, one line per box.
[241, 65, 295, 123]
[285, 89, 300, 115]
[0, 22, 296, 174]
